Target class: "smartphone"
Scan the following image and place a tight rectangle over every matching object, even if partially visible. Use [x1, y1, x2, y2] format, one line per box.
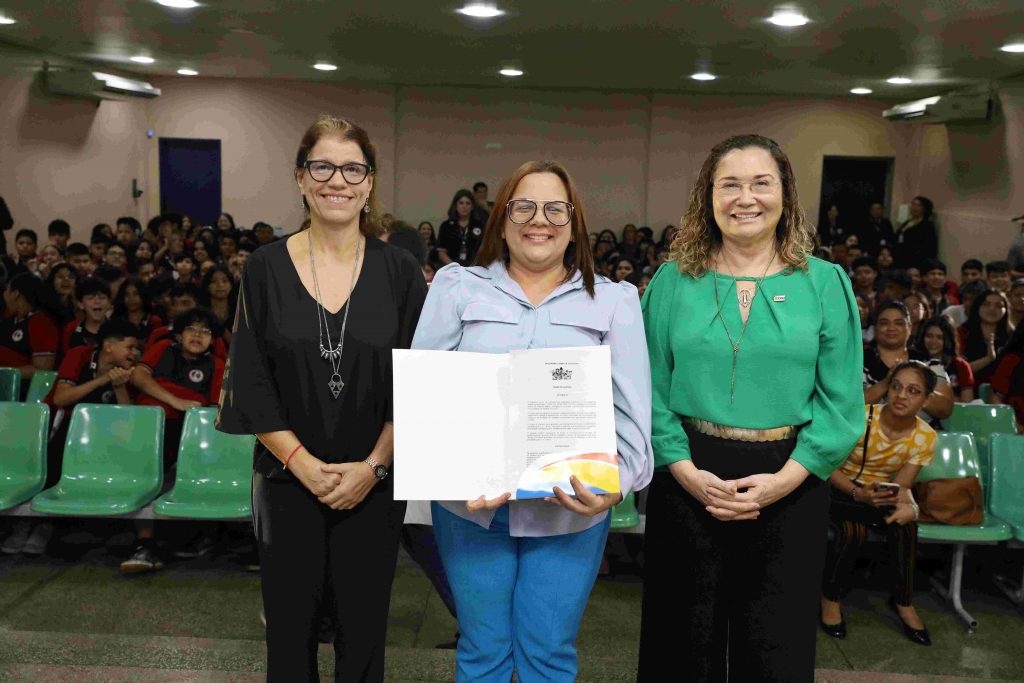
[875, 482, 901, 495]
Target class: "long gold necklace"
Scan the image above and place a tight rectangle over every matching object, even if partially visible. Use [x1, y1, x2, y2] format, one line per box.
[712, 253, 775, 403]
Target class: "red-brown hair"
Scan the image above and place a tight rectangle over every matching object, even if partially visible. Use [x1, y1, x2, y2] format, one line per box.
[474, 161, 595, 296]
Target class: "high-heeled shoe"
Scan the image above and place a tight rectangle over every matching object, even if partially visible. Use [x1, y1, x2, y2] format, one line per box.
[819, 610, 846, 639]
[888, 597, 931, 646]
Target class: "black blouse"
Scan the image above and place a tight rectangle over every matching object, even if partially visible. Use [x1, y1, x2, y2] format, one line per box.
[216, 236, 427, 479]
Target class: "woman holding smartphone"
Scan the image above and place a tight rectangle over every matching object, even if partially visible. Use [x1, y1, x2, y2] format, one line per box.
[820, 360, 937, 646]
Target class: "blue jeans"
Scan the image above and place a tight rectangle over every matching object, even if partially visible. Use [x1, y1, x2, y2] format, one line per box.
[431, 502, 610, 683]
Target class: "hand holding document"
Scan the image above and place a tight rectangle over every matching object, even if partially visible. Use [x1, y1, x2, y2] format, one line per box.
[393, 346, 618, 501]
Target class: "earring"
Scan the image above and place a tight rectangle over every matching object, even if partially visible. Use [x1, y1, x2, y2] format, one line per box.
[363, 203, 370, 214]
[299, 195, 306, 210]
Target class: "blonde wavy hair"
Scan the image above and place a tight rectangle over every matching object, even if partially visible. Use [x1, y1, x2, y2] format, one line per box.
[669, 134, 815, 277]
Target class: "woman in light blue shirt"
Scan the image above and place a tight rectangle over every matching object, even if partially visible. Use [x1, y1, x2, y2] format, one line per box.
[411, 160, 653, 682]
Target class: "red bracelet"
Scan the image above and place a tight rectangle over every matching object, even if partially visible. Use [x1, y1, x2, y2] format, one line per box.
[284, 444, 303, 470]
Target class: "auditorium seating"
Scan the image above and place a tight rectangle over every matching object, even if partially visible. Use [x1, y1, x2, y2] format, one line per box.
[0, 367, 20, 401]
[24, 370, 57, 403]
[0, 402, 49, 510]
[990, 434, 1024, 606]
[610, 490, 640, 529]
[153, 407, 255, 520]
[31, 404, 164, 516]
[944, 403, 1018, 503]
[916, 432, 1013, 632]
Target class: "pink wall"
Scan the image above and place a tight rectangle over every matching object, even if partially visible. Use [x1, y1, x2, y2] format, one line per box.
[2, 71, 1019, 269]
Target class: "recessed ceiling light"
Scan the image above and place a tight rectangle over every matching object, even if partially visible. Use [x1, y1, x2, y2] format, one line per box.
[767, 8, 809, 27]
[156, 0, 200, 8]
[691, 72, 717, 81]
[313, 63, 338, 71]
[499, 68, 523, 77]
[887, 76, 912, 85]
[457, 3, 504, 18]
[1000, 43, 1024, 53]
[850, 87, 872, 95]
[130, 55, 155, 64]
[177, 68, 198, 76]
[0, 16, 16, 25]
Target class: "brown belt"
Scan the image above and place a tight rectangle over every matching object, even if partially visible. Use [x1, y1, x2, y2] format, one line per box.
[683, 417, 799, 442]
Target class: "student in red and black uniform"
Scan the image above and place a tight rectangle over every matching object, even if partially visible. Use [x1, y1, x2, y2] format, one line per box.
[914, 316, 975, 402]
[990, 324, 1024, 430]
[1, 273, 59, 397]
[146, 283, 227, 359]
[61, 277, 111, 356]
[112, 277, 162, 349]
[49, 319, 140, 485]
[123, 307, 224, 574]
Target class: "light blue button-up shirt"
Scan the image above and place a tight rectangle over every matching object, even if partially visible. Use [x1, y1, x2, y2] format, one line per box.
[410, 260, 654, 538]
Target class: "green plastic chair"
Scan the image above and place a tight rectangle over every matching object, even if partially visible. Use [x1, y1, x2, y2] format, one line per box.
[978, 383, 992, 403]
[989, 434, 1024, 604]
[154, 407, 255, 519]
[0, 368, 21, 401]
[915, 431, 1012, 632]
[0, 402, 50, 510]
[944, 403, 1017, 479]
[31, 404, 164, 516]
[610, 490, 640, 529]
[25, 370, 57, 404]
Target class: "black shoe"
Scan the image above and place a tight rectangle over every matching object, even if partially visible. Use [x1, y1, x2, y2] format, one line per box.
[819, 612, 847, 639]
[888, 598, 931, 646]
[173, 531, 216, 559]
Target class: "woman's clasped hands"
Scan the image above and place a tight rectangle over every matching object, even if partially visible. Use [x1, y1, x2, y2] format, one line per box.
[671, 460, 799, 521]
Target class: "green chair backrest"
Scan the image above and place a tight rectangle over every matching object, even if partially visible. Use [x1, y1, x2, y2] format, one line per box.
[978, 383, 992, 403]
[0, 368, 21, 401]
[25, 371, 57, 403]
[0, 402, 50, 507]
[60, 404, 164, 486]
[174, 407, 255, 491]
[916, 431, 981, 484]
[989, 433, 1024, 531]
[945, 403, 1017, 452]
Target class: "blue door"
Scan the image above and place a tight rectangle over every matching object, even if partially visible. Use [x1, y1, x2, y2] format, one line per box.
[159, 138, 222, 226]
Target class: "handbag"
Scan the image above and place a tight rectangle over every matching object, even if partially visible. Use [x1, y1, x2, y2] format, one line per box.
[828, 406, 890, 526]
[913, 478, 984, 525]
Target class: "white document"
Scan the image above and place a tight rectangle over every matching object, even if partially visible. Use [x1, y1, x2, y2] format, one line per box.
[393, 346, 618, 501]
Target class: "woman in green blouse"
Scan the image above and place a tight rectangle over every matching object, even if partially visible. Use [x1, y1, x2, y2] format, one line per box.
[637, 135, 864, 683]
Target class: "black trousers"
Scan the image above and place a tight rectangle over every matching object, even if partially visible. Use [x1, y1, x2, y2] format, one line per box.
[821, 490, 918, 606]
[253, 472, 406, 683]
[638, 429, 828, 683]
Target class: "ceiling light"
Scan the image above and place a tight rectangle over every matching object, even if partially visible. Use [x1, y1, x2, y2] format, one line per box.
[690, 72, 717, 81]
[1000, 43, 1024, 53]
[156, 0, 200, 7]
[313, 63, 338, 71]
[0, 16, 16, 25]
[767, 8, 809, 27]
[457, 3, 504, 18]
[177, 68, 198, 76]
[887, 76, 912, 85]
[850, 87, 872, 95]
[499, 68, 523, 77]
[130, 55, 155, 64]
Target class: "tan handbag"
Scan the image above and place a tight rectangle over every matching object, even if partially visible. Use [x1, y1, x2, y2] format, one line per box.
[913, 478, 984, 525]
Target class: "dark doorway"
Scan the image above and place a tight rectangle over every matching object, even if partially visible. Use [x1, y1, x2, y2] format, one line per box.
[159, 138, 222, 226]
[818, 156, 893, 253]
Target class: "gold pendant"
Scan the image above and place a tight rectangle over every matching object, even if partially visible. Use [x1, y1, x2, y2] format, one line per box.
[739, 290, 752, 308]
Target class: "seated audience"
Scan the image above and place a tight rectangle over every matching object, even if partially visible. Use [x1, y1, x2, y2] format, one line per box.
[919, 259, 958, 312]
[990, 324, 1024, 428]
[986, 260, 1012, 294]
[941, 278, 988, 328]
[47, 219, 71, 251]
[66, 242, 95, 276]
[198, 265, 237, 344]
[112, 277, 163, 346]
[902, 290, 932, 340]
[851, 256, 879, 306]
[959, 289, 1013, 385]
[915, 316, 974, 402]
[12, 228, 37, 267]
[0, 272, 59, 395]
[821, 361, 936, 646]
[960, 258, 984, 287]
[1008, 278, 1024, 330]
[62, 277, 111, 354]
[45, 263, 79, 325]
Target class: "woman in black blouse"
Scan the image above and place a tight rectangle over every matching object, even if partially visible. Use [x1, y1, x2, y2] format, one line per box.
[216, 115, 426, 682]
[436, 188, 485, 266]
[895, 196, 938, 265]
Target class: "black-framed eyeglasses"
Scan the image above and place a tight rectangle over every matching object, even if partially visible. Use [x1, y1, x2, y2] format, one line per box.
[506, 199, 574, 227]
[304, 160, 373, 185]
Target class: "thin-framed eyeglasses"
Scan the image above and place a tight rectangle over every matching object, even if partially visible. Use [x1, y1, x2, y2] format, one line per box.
[713, 178, 780, 197]
[506, 199, 574, 227]
[304, 160, 373, 185]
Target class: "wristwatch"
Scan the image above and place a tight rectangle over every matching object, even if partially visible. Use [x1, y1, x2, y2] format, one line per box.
[365, 456, 389, 481]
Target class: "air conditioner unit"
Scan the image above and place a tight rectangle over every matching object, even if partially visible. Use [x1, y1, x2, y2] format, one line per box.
[43, 65, 160, 100]
[883, 92, 992, 123]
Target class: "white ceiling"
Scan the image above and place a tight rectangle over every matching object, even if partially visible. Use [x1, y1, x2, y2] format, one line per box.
[1, 0, 1022, 100]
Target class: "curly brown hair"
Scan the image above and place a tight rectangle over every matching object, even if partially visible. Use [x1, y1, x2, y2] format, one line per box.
[669, 134, 814, 277]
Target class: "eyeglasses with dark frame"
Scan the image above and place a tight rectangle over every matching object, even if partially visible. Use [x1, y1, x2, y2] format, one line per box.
[506, 199, 574, 227]
[304, 160, 373, 185]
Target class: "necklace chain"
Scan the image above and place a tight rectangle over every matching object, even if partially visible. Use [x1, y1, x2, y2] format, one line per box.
[712, 252, 776, 404]
[308, 232, 362, 399]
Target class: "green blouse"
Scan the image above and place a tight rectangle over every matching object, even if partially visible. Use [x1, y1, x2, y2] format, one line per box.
[641, 256, 864, 480]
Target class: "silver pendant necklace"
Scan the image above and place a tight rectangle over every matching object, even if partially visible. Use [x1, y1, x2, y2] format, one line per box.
[308, 231, 362, 399]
